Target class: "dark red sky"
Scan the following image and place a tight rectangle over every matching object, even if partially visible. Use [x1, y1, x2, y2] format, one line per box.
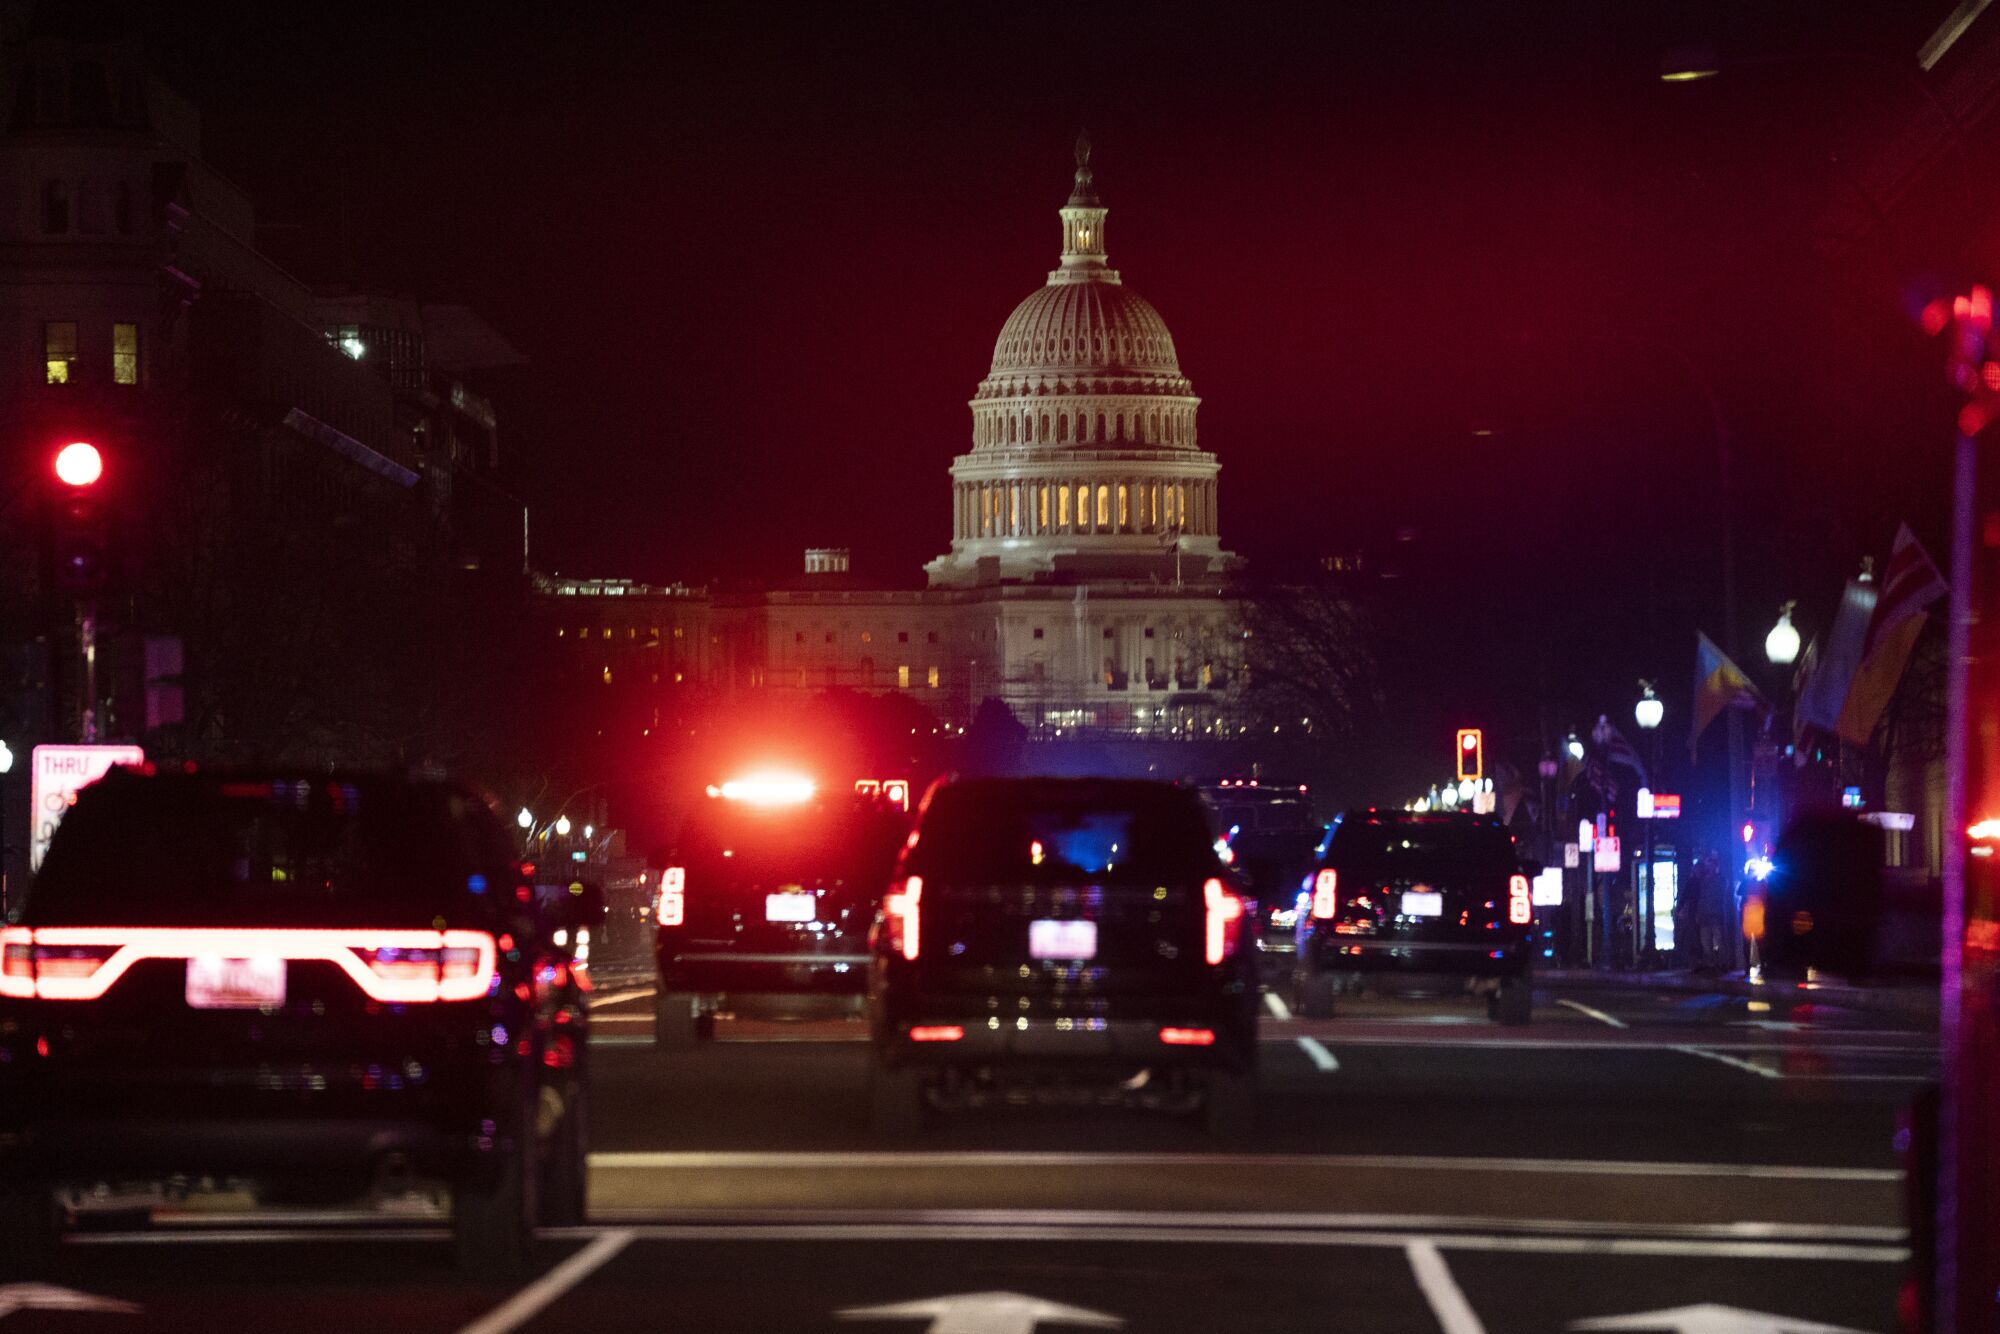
[118, 0, 1995, 776]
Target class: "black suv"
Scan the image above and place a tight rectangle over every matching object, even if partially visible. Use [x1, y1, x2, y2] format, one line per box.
[650, 784, 909, 1048]
[1295, 809, 1535, 1024]
[866, 777, 1258, 1134]
[0, 769, 588, 1276]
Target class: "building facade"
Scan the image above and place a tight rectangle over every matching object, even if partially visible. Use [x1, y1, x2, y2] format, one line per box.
[538, 142, 1246, 738]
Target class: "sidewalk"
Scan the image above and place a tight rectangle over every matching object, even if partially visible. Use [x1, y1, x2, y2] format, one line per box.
[1539, 965, 1940, 1025]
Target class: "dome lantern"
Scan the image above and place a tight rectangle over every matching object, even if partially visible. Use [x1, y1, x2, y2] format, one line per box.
[1057, 131, 1110, 279]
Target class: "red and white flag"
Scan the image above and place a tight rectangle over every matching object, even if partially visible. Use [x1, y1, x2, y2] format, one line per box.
[1836, 523, 1946, 745]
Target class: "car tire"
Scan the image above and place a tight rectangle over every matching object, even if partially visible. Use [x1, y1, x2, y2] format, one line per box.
[868, 1061, 926, 1138]
[656, 991, 703, 1050]
[454, 1084, 537, 1278]
[537, 1078, 589, 1228]
[0, 1179, 59, 1279]
[1296, 971, 1337, 1019]
[1491, 976, 1532, 1026]
[1203, 1071, 1256, 1140]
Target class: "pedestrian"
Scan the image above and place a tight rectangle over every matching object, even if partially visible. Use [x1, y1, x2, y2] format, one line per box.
[1690, 850, 1729, 971]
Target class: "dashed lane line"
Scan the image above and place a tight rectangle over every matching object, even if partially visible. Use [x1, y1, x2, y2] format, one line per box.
[1263, 991, 1293, 1021]
[1675, 1045, 1780, 1079]
[455, 1227, 633, 1334]
[1296, 1036, 1340, 1072]
[586, 987, 657, 1009]
[1555, 999, 1629, 1029]
[1406, 1239, 1487, 1334]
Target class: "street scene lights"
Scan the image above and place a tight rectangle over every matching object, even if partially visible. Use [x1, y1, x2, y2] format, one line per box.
[1765, 602, 1801, 665]
[516, 807, 534, 830]
[1565, 732, 1584, 762]
[52, 441, 102, 488]
[1634, 685, 1663, 732]
[555, 815, 572, 836]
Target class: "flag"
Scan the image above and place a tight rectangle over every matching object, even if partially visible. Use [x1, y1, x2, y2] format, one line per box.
[1590, 713, 1650, 786]
[1692, 631, 1763, 756]
[1791, 634, 1820, 759]
[1835, 524, 1946, 745]
[1795, 577, 1878, 736]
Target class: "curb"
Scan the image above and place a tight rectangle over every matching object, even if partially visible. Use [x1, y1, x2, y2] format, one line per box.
[1539, 968, 1939, 1023]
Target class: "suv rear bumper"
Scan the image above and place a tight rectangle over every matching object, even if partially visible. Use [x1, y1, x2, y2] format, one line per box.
[1302, 934, 1530, 978]
[658, 946, 869, 997]
[874, 1012, 1254, 1072]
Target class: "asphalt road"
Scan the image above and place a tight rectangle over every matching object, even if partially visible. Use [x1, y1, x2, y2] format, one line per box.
[7, 972, 1934, 1333]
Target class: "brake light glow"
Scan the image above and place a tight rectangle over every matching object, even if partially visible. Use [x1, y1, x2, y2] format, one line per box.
[0, 927, 497, 1003]
[711, 772, 816, 805]
[658, 865, 686, 927]
[885, 875, 922, 960]
[1508, 874, 1532, 925]
[1312, 868, 1338, 919]
[908, 1024, 963, 1042]
[1160, 1026, 1217, 1046]
[1204, 877, 1244, 965]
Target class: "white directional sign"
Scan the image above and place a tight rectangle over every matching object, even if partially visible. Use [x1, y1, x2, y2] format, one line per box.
[0, 1283, 140, 1321]
[838, 1290, 1124, 1334]
[29, 743, 143, 871]
[1570, 1303, 1870, 1334]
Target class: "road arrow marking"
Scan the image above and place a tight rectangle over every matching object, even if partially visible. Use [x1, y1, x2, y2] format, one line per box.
[1570, 1303, 1873, 1333]
[837, 1290, 1124, 1334]
[0, 1284, 141, 1321]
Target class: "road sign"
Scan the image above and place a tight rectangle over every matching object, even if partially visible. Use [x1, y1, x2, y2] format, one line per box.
[30, 744, 142, 871]
[838, 1290, 1124, 1334]
[1650, 793, 1682, 820]
[1594, 835, 1622, 874]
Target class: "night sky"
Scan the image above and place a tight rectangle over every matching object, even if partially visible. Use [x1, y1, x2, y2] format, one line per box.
[114, 0, 1998, 781]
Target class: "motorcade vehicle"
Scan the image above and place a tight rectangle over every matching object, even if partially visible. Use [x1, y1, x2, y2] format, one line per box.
[1294, 808, 1536, 1024]
[1199, 779, 1326, 953]
[649, 773, 911, 1048]
[0, 768, 588, 1277]
[866, 776, 1258, 1135]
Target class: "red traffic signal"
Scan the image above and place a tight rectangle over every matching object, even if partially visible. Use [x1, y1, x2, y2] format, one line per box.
[1456, 728, 1483, 782]
[52, 441, 102, 488]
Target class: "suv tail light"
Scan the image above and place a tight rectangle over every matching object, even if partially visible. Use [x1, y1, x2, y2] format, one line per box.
[0, 927, 497, 1003]
[1311, 868, 1338, 919]
[1204, 877, 1244, 965]
[1508, 873, 1532, 925]
[884, 875, 922, 960]
[657, 865, 687, 927]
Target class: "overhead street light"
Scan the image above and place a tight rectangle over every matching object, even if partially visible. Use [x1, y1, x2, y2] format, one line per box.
[516, 807, 534, 830]
[1635, 683, 1664, 731]
[1766, 602, 1801, 666]
[555, 815, 572, 837]
[0, 739, 12, 775]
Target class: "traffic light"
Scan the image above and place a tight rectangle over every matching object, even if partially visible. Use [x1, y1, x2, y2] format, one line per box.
[1456, 728, 1483, 782]
[1926, 285, 2000, 437]
[47, 440, 109, 594]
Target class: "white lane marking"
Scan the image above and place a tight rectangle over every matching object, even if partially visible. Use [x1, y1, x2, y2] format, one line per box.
[588, 1150, 1899, 1181]
[558, 1222, 1909, 1263]
[1406, 1239, 1487, 1334]
[588, 1014, 654, 1022]
[1263, 991, 1293, 1021]
[1674, 1046, 1780, 1080]
[1555, 999, 1629, 1029]
[64, 1223, 1910, 1264]
[1277, 1035, 1932, 1053]
[1296, 1036, 1340, 1072]
[455, 1228, 633, 1334]
[586, 987, 657, 1009]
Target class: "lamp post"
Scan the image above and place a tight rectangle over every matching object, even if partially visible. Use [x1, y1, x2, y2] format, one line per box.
[0, 738, 12, 916]
[1635, 684, 1663, 961]
[1766, 602, 1800, 667]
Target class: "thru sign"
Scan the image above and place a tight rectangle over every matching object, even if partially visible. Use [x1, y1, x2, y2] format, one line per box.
[30, 744, 143, 871]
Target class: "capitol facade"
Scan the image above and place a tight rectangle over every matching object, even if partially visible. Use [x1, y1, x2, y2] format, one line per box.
[536, 142, 1245, 737]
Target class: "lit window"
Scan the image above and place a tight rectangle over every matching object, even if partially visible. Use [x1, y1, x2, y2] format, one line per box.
[1009, 486, 1019, 532]
[862, 631, 872, 644]
[44, 321, 76, 384]
[602, 628, 612, 640]
[928, 666, 940, 688]
[557, 628, 565, 638]
[898, 665, 911, 689]
[602, 666, 613, 684]
[1058, 485, 1071, 529]
[674, 627, 685, 639]
[1118, 485, 1129, 529]
[628, 627, 637, 640]
[1038, 486, 1049, 530]
[1096, 485, 1110, 528]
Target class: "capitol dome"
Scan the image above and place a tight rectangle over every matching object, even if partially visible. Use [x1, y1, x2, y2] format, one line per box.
[928, 137, 1232, 589]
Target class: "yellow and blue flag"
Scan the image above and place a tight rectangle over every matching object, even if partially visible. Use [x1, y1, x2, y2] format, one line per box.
[1692, 631, 1763, 755]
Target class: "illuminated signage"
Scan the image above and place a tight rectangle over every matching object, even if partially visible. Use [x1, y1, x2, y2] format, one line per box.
[31, 744, 143, 870]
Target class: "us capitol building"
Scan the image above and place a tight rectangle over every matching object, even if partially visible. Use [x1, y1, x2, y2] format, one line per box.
[535, 141, 1246, 738]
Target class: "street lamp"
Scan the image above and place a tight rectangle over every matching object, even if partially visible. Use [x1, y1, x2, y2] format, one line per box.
[0, 739, 12, 775]
[516, 807, 534, 830]
[1565, 732, 1585, 762]
[555, 815, 572, 837]
[583, 825, 594, 840]
[1634, 684, 1664, 732]
[1765, 602, 1801, 666]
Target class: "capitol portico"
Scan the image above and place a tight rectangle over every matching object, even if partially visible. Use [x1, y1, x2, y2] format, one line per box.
[537, 140, 1246, 737]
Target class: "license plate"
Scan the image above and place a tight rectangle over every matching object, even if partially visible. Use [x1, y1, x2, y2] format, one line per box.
[765, 892, 816, 923]
[1028, 918, 1097, 961]
[186, 956, 286, 1009]
[1401, 892, 1444, 918]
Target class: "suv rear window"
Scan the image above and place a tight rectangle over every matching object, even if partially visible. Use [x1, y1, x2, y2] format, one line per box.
[1329, 819, 1515, 877]
[675, 800, 907, 887]
[915, 781, 1215, 880]
[23, 777, 505, 928]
